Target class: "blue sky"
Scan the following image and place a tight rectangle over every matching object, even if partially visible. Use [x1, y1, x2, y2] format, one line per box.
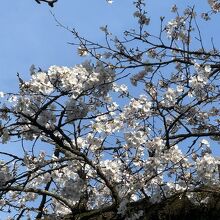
[0, 0, 217, 92]
[0, 0, 134, 91]
[0, 0, 218, 155]
[0, 0, 220, 218]
[0, 0, 219, 158]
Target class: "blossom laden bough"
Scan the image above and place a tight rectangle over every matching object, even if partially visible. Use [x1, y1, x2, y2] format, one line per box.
[1, 0, 220, 219]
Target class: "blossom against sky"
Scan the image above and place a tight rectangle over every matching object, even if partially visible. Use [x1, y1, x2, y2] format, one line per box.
[0, 0, 131, 91]
[0, 0, 218, 91]
[1, 1, 220, 219]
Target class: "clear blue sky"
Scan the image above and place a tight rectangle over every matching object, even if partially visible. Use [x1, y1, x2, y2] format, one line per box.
[0, 0, 216, 92]
[0, 0, 219, 218]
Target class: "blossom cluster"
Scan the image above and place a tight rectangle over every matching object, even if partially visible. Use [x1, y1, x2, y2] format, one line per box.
[1, 0, 220, 219]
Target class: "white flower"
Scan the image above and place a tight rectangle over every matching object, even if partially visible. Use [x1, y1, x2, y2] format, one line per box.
[164, 87, 177, 105]
[205, 65, 211, 73]
[176, 85, 184, 93]
[0, 92, 4, 98]
[201, 139, 210, 147]
[196, 153, 218, 183]
[107, 0, 113, 4]
[77, 46, 88, 56]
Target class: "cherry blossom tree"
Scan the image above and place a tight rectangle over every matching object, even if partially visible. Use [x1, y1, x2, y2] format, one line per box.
[1, 0, 220, 219]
